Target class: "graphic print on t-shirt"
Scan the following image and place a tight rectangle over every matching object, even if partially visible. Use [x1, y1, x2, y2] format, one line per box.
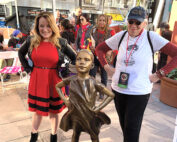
[124, 44, 139, 66]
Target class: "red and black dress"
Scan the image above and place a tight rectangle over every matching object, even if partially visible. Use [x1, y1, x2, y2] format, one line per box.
[28, 42, 65, 116]
[18, 37, 76, 116]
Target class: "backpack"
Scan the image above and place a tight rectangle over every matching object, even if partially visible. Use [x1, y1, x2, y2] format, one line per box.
[113, 31, 156, 73]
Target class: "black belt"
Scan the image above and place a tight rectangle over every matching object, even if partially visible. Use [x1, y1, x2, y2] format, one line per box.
[34, 66, 57, 69]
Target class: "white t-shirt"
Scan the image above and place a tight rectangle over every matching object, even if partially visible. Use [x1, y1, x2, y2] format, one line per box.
[105, 30, 169, 95]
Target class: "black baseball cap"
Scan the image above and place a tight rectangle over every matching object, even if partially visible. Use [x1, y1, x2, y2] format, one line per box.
[128, 6, 146, 22]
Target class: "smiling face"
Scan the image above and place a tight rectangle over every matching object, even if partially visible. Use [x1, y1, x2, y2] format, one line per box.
[127, 19, 146, 37]
[98, 16, 107, 29]
[38, 17, 53, 41]
[76, 51, 93, 74]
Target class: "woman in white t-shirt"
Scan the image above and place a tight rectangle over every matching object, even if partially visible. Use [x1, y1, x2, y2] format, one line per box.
[96, 6, 177, 142]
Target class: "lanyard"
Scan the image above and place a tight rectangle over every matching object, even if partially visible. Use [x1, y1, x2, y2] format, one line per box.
[125, 31, 143, 67]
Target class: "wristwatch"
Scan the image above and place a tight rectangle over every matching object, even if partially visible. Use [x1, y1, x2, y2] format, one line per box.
[159, 69, 166, 77]
[155, 69, 165, 79]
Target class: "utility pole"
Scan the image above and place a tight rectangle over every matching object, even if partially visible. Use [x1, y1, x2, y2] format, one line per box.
[79, 0, 82, 8]
[153, 0, 165, 30]
[102, 0, 105, 14]
[14, 0, 20, 29]
[52, 0, 56, 20]
[133, 0, 136, 7]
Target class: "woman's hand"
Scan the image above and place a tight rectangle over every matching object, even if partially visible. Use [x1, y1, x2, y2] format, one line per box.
[149, 73, 160, 83]
[104, 64, 115, 77]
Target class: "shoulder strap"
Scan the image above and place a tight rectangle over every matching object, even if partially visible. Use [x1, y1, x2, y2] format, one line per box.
[147, 31, 154, 56]
[118, 31, 127, 50]
[147, 31, 156, 73]
[113, 31, 127, 67]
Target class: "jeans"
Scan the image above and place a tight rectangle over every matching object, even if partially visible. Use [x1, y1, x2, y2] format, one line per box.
[113, 90, 150, 142]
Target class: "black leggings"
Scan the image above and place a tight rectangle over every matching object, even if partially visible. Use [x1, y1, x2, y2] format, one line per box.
[113, 90, 150, 142]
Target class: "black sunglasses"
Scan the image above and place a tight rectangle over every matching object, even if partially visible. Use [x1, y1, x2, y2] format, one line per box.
[128, 20, 141, 26]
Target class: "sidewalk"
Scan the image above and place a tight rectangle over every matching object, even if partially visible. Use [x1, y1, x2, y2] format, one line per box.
[0, 75, 176, 142]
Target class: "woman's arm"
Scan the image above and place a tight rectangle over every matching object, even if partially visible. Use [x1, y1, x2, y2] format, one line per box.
[150, 42, 177, 83]
[96, 42, 115, 76]
[60, 38, 77, 64]
[95, 42, 112, 67]
[64, 43, 77, 64]
[18, 36, 32, 73]
[158, 42, 177, 75]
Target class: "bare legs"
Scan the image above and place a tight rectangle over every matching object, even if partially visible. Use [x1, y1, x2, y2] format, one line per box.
[31, 112, 42, 133]
[49, 112, 59, 135]
[31, 112, 59, 135]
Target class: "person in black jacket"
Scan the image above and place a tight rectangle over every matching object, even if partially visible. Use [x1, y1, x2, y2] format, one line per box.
[60, 19, 75, 45]
[18, 11, 76, 142]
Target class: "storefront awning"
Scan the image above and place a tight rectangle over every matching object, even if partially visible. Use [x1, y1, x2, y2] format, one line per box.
[0, 0, 15, 5]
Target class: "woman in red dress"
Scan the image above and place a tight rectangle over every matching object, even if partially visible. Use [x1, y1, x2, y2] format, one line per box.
[18, 12, 76, 142]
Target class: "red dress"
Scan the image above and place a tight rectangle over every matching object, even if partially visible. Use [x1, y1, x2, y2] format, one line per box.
[28, 42, 65, 116]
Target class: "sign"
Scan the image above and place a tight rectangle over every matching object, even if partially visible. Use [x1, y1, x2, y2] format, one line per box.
[27, 10, 41, 16]
[106, 13, 124, 21]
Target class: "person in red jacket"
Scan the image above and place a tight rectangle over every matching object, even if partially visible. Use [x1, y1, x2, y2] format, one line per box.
[90, 14, 115, 100]
[75, 13, 93, 51]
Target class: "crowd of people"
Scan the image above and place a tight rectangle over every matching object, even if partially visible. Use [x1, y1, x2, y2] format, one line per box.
[0, 5, 177, 142]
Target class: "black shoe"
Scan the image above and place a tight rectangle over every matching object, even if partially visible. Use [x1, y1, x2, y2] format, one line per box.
[50, 134, 57, 142]
[30, 132, 38, 142]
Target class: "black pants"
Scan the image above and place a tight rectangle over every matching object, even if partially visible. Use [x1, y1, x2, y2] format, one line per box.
[113, 90, 150, 142]
[90, 56, 107, 86]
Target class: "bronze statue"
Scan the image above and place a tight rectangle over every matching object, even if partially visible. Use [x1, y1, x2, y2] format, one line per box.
[56, 49, 115, 142]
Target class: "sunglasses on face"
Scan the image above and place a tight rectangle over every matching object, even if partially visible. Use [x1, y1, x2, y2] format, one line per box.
[128, 20, 141, 26]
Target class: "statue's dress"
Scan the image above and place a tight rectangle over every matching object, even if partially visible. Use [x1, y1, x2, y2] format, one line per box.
[60, 75, 111, 137]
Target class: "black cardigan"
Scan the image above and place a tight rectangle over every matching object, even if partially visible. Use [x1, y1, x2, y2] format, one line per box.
[18, 36, 76, 74]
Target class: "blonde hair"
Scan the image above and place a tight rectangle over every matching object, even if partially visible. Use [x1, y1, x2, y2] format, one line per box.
[96, 14, 109, 37]
[30, 11, 60, 52]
